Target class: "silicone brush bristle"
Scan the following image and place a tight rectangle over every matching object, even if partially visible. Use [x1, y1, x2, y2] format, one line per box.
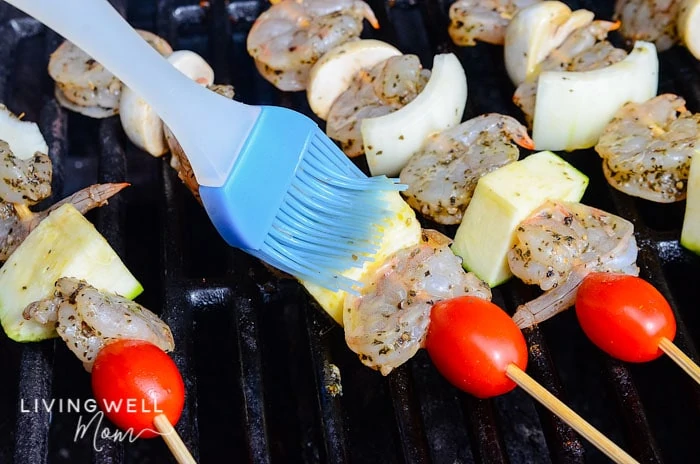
[249, 130, 405, 293]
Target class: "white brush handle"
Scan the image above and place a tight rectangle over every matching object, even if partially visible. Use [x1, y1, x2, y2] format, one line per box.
[4, 0, 261, 187]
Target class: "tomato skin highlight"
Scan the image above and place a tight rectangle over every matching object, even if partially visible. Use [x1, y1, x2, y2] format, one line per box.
[425, 296, 528, 399]
[575, 273, 676, 363]
[91, 340, 185, 439]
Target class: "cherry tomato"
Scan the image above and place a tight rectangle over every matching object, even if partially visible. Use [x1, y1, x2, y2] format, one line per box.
[91, 339, 185, 438]
[575, 272, 676, 363]
[425, 296, 528, 399]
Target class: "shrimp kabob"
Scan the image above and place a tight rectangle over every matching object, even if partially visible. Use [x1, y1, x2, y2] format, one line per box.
[241, 0, 639, 369]
[22, 276, 194, 463]
[0, 106, 130, 262]
[503, 1, 658, 152]
[239, 2, 659, 460]
[0, 74, 196, 461]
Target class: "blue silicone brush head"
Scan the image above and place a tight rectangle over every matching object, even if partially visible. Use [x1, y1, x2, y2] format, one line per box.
[199, 106, 405, 293]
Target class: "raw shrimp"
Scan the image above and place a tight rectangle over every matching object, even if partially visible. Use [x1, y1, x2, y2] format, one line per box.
[49, 39, 122, 114]
[513, 20, 626, 125]
[24, 277, 174, 372]
[448, 0, 541, 46]
[48, 30, 172, 117]
[508, 200, 639, 328]
[326, 55, 430, 157]
[614, 0, 680, 52]
[0, 140, 51, 205]
[595, 94, 700, 203]
[399, 114, 534, 225]
[344, 229, 491, 375]
[0, 183, 128, 262]
[247, 0, 379, 91]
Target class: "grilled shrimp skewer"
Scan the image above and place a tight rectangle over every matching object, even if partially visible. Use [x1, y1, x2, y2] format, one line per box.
[595, 94, 700, 203]
[344, 230, 491, 375]
[448, 0, 541, 46]
[400, 114, 534, 225]
[326, 55, 430, 157]
[24, 277, 174, 372]
[0, 183, 129, 261]
[246, 0, 379, 91]
[513, 20, 625, 126]
[614, 0, 680, 52]
[509, 201, 639, 329]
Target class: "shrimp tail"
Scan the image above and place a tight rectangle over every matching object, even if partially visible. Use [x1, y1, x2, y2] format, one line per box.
[362, 4, 380, 29]
[28, 182, 130, 231]
[49, 182, 130, 216]
[512, 266, 589, 329]
[515, 130, 535, 150]
[501, 115, 535, 149]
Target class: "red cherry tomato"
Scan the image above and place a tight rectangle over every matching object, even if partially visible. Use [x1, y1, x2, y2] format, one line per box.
[425, 296, 528, 399]
[91, 339, 185, 439]
[575, 272, 676, 363]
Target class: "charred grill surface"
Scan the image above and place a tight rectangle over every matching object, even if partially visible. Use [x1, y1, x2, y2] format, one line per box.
[0, 0, 699, 463]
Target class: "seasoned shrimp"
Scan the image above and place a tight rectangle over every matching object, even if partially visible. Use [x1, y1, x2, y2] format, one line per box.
[508, 200, 639, 328]
[344, 230, 491, 375]
[513, 20, 626, 125]
[399, 114, 534, 225]
[24, 278, 174, 372]
[0, 183, 128, 262]
[448, 0, 541, 46]
[48, 30, 172, 118]
[326, 55, 430, 157]
[595, 94, 700, 203]
[614, 0, 680, 52]
[247, 0, 379, 91]
[0, 140, 51, 205]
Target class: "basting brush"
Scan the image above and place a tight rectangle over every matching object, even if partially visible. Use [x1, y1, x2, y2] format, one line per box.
[6, 0, 405, 292]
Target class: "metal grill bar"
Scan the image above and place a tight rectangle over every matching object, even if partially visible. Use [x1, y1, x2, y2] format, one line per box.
[161, 163, 200, 461]
[232, 291, 271, 463]
[1, 16, 56, 464]
[92, 118, 127, 464]
[13, 344, 53, 464]
[304, 302, 351, 463]
[388, 365, 431, 464]
[602, 358, 663, 464]
[461, 396, 509, 463]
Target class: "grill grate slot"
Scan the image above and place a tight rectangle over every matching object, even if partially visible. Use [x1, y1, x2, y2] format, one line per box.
[0, 1, 699, 463]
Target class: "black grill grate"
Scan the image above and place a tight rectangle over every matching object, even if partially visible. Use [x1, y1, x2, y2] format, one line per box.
[1, 0, 699, 463]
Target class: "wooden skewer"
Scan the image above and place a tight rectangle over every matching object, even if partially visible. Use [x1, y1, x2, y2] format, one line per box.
[658, 337, 700, 384]
[153, 414, 197, 464]
[505, 364, 638, 464]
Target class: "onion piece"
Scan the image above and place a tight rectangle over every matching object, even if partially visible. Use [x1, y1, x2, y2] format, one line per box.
[532, 41, 658, 152]
[0, 105, 48, 159]
[505, 1, 594, 86]
[361, 53, 467, 177]
[307, 39, 401, 120]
